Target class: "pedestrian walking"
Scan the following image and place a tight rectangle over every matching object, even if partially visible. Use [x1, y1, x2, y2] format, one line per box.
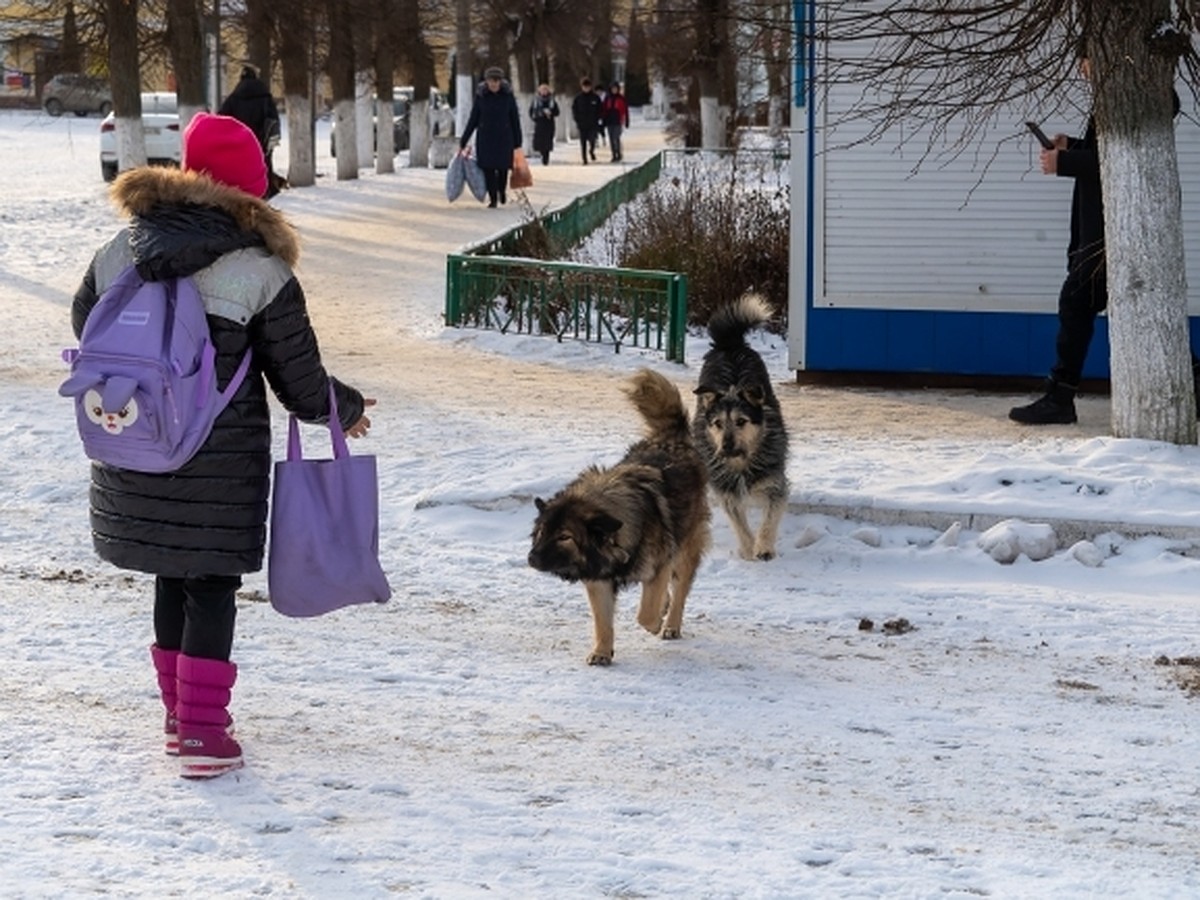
[530, 83, 560, 166]
[571, 77, 603, 165]
[218, 65, 284, 197]
[601, 82, 630, 162]
[460, 67, 523, 207]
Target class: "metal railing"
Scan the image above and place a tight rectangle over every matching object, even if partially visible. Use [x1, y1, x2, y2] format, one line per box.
[445, 255, 688, 361]
[445, 151, 688, 362]
[442, 146, 790, 363]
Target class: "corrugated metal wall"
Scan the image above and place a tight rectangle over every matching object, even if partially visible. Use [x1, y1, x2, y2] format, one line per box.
[794, 74, 1200, 377]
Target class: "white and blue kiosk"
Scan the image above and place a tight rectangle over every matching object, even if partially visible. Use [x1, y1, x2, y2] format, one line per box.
[786, 3, 1200, 385]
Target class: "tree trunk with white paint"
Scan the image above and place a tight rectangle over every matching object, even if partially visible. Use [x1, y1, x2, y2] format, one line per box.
[1093, 7, 1196, 443]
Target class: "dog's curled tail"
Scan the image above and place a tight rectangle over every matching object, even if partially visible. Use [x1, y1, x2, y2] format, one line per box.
[708, 292, 773, 351]
[625, 368, 691, 441]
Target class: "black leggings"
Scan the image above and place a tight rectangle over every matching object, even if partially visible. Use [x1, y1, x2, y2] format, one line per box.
[482, 167, 508, 204]
[154, 575, 241, 661]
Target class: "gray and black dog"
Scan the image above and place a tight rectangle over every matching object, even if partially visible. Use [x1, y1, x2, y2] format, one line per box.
[692, 293, 790, 560]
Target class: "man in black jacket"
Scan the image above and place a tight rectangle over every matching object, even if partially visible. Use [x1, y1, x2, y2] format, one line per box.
[1008, 108, 1103, 425]
[1011, 58, 1193, 424]
[571, 78, 603, 164]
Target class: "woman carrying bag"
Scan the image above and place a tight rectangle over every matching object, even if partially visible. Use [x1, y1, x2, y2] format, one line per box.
[459, 66, 523, 208]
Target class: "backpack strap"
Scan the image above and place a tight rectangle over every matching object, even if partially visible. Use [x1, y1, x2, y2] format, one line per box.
[217, 349, 253, 405]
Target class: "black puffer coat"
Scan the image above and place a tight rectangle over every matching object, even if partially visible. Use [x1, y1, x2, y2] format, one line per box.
[71, 166, 365, 578]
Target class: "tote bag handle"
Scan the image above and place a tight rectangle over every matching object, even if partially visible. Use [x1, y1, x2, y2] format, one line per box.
[287, 382, 349, 461]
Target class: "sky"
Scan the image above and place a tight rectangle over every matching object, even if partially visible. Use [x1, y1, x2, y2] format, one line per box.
[2, 108, 1200, 899]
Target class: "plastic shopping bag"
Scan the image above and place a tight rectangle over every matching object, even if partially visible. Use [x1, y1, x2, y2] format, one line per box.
[509, 148, 533, 189]
[445, 152, 466, 202]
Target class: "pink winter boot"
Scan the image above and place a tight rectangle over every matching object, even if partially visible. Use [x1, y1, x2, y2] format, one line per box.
[150, 645, 180, 755]
[176, 654, 244, 779]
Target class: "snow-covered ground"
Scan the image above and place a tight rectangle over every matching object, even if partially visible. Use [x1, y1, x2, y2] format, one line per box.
[3, 108, 1200, 898]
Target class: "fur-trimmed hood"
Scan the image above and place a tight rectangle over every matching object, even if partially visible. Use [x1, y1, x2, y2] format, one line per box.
[111, 166, 299, 267]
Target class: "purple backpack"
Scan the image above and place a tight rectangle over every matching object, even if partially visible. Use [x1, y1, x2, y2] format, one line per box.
[60, 264, 251, 473]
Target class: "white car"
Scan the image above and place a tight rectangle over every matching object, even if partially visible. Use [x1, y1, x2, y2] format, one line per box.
[99, 92, 181, 182]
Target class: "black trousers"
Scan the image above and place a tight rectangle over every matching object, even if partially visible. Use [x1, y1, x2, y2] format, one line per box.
[482, 167, 508, 204]
[1050, 263, 1107, 389]
[578, 128, 597, 162]
[154, 575, 241, 661]
[1051, 262, 1200, 388]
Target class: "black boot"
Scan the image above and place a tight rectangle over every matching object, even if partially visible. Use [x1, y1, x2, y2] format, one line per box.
[1009, 381, 1077, 425]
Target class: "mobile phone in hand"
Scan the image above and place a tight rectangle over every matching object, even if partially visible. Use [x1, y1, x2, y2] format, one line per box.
[1026, 121, 1054, 150]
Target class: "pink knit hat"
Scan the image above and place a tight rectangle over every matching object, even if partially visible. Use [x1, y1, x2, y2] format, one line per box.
[182, 112, 268, 198]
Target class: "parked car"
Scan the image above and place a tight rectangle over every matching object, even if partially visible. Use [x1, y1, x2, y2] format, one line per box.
[42, 73, 112, 117]
[330, 90, 410, 157]
[99, 93, 181, 182]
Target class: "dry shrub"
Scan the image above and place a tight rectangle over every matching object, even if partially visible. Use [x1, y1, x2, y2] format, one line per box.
[603, 154, 790, 331]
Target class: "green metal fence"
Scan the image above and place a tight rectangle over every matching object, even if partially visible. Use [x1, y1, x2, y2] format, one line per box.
[445, 255, 688, 361]
[442, 147, 790, 362]
[445, 151, 688, 362]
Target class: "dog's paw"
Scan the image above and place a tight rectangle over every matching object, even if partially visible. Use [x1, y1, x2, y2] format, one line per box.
[755, 549, 776, 561]
[586, 651, 614, 666]
[660, 627, 681, 640]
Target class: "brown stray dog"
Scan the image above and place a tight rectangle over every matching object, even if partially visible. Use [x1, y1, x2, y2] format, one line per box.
[528, 369, 711, 665]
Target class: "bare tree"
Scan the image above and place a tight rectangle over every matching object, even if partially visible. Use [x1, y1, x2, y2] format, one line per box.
[277, 0, 317, 187]
[396, 0, 439, 168]
[106, 0, 146, 174]
[372, 0, 398, 173]
[328, 0, 360, 178]
[454, 0, 474, 136]
[814, 0, 1199, 443]
[62, 0, 84, 72]
[243, 0, 274, 78]
[164, 0, 206, 128]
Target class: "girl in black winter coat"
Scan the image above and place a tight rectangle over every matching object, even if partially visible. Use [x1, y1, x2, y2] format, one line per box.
[459, 67, 523, 207]
[69, 113, 375, 779]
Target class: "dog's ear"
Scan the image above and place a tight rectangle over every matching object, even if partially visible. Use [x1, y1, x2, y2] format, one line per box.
[587, 512, 623, 538]
[740, 384, 766, 408]
[693, 386, 717, 411]
[535, 497, 546, 513]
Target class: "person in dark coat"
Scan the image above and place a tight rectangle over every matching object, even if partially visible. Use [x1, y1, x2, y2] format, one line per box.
[459, 66, 523, 207]
[1010, 57, 1192, 424]
[530, 83, 559, 166]
[571, 77, 603, 164]
[218, 65, 283, 197]
[601, 82, 630, 162]
[69, 113, 375, 778]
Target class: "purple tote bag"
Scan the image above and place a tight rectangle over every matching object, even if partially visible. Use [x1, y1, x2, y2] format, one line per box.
[268, 387, 391, 617]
